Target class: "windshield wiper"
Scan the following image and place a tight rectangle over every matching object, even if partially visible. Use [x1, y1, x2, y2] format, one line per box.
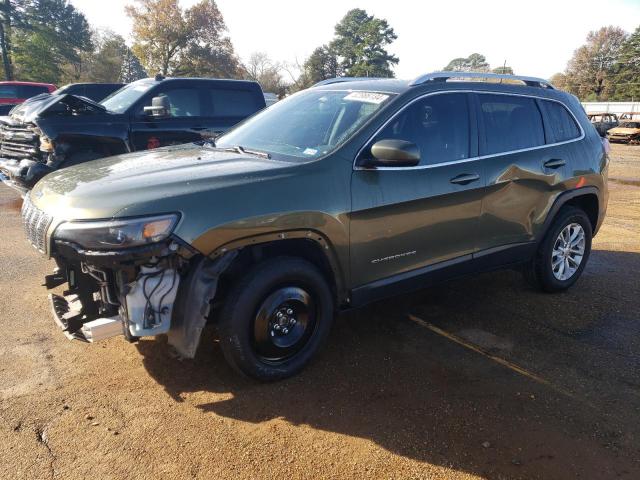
[222, 145, 271, 159]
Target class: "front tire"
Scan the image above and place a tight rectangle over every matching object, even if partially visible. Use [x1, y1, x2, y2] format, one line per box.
[524, 206, 592, 292]
[218, 256, 334, 381]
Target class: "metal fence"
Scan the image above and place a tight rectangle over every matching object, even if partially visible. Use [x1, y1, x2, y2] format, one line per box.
[582, 102, 640, 115]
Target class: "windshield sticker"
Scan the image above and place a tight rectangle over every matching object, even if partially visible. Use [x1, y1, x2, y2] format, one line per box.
[303, 148, 318, 155]
[344, 92, 390, 104]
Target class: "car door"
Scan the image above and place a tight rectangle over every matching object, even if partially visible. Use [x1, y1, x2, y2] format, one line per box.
[474, 93, 578, 255]
[350, 92, 484, 289]
[129, 82, 210, 151]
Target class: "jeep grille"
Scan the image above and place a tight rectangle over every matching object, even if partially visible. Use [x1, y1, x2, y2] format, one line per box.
[21, 195, 52, 253]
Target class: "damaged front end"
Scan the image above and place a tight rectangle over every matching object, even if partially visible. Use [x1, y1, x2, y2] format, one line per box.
[0, 94, 108, 192]
[23, 196, 234, 358]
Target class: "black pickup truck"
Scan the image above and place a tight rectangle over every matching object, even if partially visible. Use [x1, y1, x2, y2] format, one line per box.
[0, 76, 265, 192]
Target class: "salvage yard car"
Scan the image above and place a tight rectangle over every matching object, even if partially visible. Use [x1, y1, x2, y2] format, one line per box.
[587, 112, 618, 137]
[606, 119, 640, 144]
[21, 72, 608, 381]
[0, 76, 266, 192]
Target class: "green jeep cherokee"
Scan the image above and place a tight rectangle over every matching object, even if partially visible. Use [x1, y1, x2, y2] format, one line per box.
[22, 72, 608, 381]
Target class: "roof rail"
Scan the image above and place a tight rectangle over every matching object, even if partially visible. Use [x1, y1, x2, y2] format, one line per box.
[409, 71, 554, 89]
[312, 77, 385, 87]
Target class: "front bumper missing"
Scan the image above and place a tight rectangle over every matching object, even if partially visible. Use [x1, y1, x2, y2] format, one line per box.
[49, 293, 122, 343]
[44, 245, 236, 358]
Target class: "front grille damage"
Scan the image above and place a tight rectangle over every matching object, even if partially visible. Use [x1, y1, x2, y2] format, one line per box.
[0, 120, 54, 191]
[0, 122, 41, 161]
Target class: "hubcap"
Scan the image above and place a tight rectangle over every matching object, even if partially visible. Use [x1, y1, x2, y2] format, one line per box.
[551, 223, 585, 281]
[253, 286, 316, 362]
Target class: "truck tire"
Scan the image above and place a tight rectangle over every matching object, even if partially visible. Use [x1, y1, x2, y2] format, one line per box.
[218, 256, 334, 381]
[524, 206, 592, 292]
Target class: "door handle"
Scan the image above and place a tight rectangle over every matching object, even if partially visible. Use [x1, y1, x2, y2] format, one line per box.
[450, 173, 480, 185]
[543, 159, 566, 169]
[192, 126, 208, 131]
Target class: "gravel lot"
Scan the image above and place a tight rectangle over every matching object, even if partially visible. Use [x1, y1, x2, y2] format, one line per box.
[1, 144, 639, 479]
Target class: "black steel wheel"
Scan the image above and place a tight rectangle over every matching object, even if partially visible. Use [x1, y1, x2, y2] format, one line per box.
[218, 256, 334, 381]
[252, 286, 318, 362]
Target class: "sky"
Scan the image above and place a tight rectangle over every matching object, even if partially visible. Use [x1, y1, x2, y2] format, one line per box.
[69, 0, 640, 80]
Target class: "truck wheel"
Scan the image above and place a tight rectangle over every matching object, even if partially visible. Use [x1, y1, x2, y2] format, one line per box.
[218, 256, 334, 381]
[524, 206, 592, 292]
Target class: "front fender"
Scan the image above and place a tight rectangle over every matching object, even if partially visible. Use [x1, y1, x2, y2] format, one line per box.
[190, 209, 350, 297]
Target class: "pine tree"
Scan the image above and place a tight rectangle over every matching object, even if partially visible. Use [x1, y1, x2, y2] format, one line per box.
[120, 48, 147, 83]
[612, 25, 640, 101]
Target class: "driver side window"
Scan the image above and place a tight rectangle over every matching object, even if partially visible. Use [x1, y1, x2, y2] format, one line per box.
[372, 93, 470, 166]
[140, 88, 202, 118]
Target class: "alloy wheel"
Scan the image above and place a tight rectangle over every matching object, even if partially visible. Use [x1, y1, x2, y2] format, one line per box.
[551, 223, 585, 281]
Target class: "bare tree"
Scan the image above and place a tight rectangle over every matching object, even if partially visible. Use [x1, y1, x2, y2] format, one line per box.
[243, 52, 286, 96]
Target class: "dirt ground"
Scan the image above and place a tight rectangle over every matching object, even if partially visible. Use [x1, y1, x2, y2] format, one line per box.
[0, 144, 639, 480]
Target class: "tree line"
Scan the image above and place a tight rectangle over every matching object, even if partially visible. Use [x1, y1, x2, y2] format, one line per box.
[0, 0, 147, 84]
[551, 25, 640, 102]
[0, 0, 638, 101]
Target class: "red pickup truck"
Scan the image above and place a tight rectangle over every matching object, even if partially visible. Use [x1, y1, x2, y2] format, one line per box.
[0, 81, 57, 115]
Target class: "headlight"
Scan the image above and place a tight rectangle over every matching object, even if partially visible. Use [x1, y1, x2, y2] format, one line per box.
[39, 136, 54, 153]
[54, 214, 179, 250]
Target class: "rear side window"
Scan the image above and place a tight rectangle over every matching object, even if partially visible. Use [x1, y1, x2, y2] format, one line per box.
[479, 94, 544, 155]
[0, 85, 18, 98]
[209, 88, 261, 117]
[374, 92, 470, 165]
[540, 100, 581, 143]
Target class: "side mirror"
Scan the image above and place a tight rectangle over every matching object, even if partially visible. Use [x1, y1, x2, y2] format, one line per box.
[365, 139, 420, 167]
[143, 96, 171, 117]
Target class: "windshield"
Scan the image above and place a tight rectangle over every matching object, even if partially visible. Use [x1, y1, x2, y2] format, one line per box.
[52, 85, 71, 96]
[100, 80, 154, 113]
[215, 89, 394, 160]
[619, 122, 640, 129]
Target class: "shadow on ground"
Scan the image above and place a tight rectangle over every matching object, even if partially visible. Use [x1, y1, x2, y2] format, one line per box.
[138, 250, 640, 479]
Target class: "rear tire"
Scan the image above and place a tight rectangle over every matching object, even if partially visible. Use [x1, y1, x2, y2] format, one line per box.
[218, 256, 334, 381]
[524, 206, 592, 292]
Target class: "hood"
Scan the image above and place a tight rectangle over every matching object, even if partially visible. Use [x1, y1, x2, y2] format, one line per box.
[30, 144, 295, 220]
[608, 127, 640, 135]
[9, 93, 106, 124]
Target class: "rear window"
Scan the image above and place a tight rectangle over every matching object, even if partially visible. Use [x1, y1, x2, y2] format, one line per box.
[209, 88, 261, 117]
[479, 94, 545, 155]
[19, 85, 50, 98]
[83, 84, 122, 102]
[540, 100, 581, 143]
